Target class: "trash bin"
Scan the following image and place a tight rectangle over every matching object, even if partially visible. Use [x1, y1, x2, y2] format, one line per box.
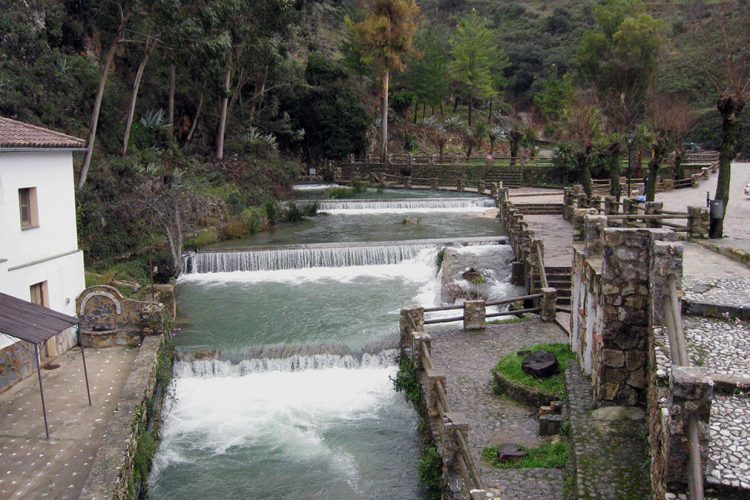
[709, 199, 724, 219]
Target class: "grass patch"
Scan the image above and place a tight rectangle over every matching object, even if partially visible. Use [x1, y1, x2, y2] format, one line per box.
[487, 316, 531, 325]
[493, 343, 574, 396]
[481, 440, 568, 469]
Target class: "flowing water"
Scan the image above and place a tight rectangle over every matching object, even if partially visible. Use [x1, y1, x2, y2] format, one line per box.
[149, 191, 511, 499]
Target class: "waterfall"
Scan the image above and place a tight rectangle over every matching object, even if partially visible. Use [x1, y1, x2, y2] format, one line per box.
[186, 244, 433, 273]
[174, 349, 399, 378]
[318, 197, 496, 211]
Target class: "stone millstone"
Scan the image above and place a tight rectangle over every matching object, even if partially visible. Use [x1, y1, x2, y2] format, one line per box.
[521, 351, 559, 378]
[496, 443, 527, 463]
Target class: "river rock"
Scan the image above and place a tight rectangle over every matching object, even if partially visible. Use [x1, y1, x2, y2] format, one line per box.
[462, 267, 482, 282]
[521, 351, 559, 378]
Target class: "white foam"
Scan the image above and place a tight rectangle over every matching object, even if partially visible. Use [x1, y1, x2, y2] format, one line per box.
[152, 366, 399, 480]
[291, 184, 342, 191]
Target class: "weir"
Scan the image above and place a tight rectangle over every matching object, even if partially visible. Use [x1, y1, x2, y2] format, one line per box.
[184, 236, 508, 273]
[317, 197, 496, 211]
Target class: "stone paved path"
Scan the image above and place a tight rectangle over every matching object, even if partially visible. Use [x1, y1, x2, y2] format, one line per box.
[427, 319, 567, 499]
[0, 346, 136, 499]
[566, 365, 650, 499]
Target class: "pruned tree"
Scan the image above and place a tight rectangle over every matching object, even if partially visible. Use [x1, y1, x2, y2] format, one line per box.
[562, 95, 604, 197]
[688, 2, 750, 238]
[347, 0, 421, 160]
[648, 96, 695, 180]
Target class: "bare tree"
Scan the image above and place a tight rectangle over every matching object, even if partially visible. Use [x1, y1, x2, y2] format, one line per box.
[648, 96, 695, 180]
[562, 95, 604, 197]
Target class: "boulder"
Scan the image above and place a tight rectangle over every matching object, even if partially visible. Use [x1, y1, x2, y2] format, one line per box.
[521, 351, 559, 378]
[461, 267, 482, 282]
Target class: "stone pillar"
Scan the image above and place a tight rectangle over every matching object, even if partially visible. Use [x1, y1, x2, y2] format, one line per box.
[411, 331, 432, 369]
[540, 287, 557, 322]
[511, 261, 525, 286]
[594, 229, 653, 406]
[645, 201, 663, 228]
[663, 178, 674, 191]
[442, 412, 470, 469]
[575, 193, 589, 209]
[404, 176, 411, 189]
[563, 188, 574, 222]
[400, 306, 424, 353]
[589, 195, 602, 213]
[687, 206, 709, 239]
[489, 182, 498, 197]
[622, 198, 639, 228]
[573, 208, 599, 241]
[457, 179, 465, 192]
[425, 368, 446, 417]
[431, 177, 439, 190]
[463, 300, 486, 330]
[477, 181, 485, 194]
[603, 195, 621, 227]
[649, 238, 682, 327]
[584, 214, 608, 257]
[667, 366, 713, 486]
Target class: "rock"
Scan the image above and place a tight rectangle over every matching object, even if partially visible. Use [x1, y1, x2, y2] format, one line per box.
[462, 267, 482, 282]
[522, 351, 560, 378]
[540, 414, 563, 436]
[496, 443, 527, 463]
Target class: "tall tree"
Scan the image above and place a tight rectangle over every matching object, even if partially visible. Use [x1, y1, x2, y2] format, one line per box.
[562, 95, 604, 197]
[399, 26, 449, 121]
[689, 2, 750, 238]
[448, 11, 502, 126]
[348, 0, 421, 159]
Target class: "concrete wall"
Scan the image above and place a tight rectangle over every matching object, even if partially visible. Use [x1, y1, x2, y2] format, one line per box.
[0, 150, 85, 389]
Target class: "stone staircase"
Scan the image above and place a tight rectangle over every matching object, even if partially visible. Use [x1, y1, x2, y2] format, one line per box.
[515, 203, 564, 215]
[533, 266, 572, 308]
[484, 168, 522, 188]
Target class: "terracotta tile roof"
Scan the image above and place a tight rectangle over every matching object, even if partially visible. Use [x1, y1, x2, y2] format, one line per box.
[0, 117, 86, 149]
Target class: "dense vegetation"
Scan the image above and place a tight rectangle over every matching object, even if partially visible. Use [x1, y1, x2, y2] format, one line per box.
[2, 0, 748, 277]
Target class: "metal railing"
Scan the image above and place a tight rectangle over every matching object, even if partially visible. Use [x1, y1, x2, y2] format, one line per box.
[663, 275, 704, 499]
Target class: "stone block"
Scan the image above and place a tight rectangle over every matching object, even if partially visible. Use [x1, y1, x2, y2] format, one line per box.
[539, 414, 563, 436]
[602, 349, 625, 367]
[463, 300, 486, 331]
[584, 215, 608, 256]
[540, 287, 557, 322]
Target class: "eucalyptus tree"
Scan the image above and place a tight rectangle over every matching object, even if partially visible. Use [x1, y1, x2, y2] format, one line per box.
[347, 0, 421, 159]
[448, 11, 503, 126]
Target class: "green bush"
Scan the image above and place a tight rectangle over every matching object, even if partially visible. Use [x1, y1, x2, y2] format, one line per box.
[418, 446, 443, 496]
[191, 228, 220, 248]
[327, 187, 355, 199]
[221, 217, 249, 239]
[263, 199, 282, 225]
[392, 356, 422, 406]
[493, 343, 574, 396]
[302, 201, 319, 217]
[240, 207, 268, 235]
[284, 202, 305, 222]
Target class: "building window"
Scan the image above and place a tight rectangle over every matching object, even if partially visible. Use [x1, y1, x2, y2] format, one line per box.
[19, 187, 39, 229]
[30, 281, 48, 307]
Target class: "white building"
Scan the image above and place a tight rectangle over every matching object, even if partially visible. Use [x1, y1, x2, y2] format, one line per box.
[0, 117, 87, 382]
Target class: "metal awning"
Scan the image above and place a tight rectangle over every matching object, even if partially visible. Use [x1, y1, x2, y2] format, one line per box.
[0, 292, 91, 439]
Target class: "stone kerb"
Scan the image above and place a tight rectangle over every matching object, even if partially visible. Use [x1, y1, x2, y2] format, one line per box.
[399, 306, 424, 355]
[583, 214, 608, 257]
[687, 206, 709, 239]
[573, 208, 599, 241]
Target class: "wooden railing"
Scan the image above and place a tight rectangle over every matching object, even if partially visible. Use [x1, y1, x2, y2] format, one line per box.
[422, 293, 544, 326]
[401, 312, 485, 493]
[368, 172, 501, 196]
[662, 275, 704, 499]
[349, 153, 553, 168]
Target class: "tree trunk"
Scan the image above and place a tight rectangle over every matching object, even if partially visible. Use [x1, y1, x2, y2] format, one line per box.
[452, 98, 459, 113]
[578, 149, 593, 198]
[509, 130, 522, 167]
[121, 38, 156, 157]
[606, 143, 622, 200]
[710, 95, 745, 238]
[646, 131, 668, 202]
[167, 64, 176, 139]
[78, 29, 123, 190]
[184, 93, 204, 145]
[215, 58, 232, 160]
[467, 95, 473, 126]
[489, 100, 493, 121]
[380, 69, 390, 160]
[674, 149, 685, 180]
[413, 103, 418, 123]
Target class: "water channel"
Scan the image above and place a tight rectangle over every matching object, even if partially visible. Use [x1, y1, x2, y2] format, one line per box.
[149, 189, 512, 499]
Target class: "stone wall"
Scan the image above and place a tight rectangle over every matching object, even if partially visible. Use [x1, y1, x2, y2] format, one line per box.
[570, 224, 678, 406]
[79, 335, 171, 500]
[76, 285, 173, 347]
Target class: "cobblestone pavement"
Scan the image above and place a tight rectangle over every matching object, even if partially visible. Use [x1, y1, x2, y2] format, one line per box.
[566, 365, 650, 499]
[681, 243, 750, 281]
[683, 275, 750, 313]
[707, 395, 750, 490]
[428, 319, 567, 499]
[0, 347, 137, 499]
[683, 317, 750, 376]
[521, 215, 574, 268]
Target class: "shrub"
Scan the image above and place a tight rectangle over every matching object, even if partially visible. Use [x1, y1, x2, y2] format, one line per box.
[392, 356, 421, 406]
[418, 446, 443, 496]
[284, 201, 305, 222]
[221, 217, 249, 239]
[240, 207, 268, 235]
[191, 227, 220, 248]
[263, 199, 282, 225]
[302, 201, 319, 217]
[327, 187, 354, 199]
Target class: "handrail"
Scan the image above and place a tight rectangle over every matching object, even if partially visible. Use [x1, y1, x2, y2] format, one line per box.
[663, 275, 704, 499]
[606, 214, 688, 220]
[536, 242, 548, 289]
[411, 324, 484, 492]
[486, 293, 542, 306]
